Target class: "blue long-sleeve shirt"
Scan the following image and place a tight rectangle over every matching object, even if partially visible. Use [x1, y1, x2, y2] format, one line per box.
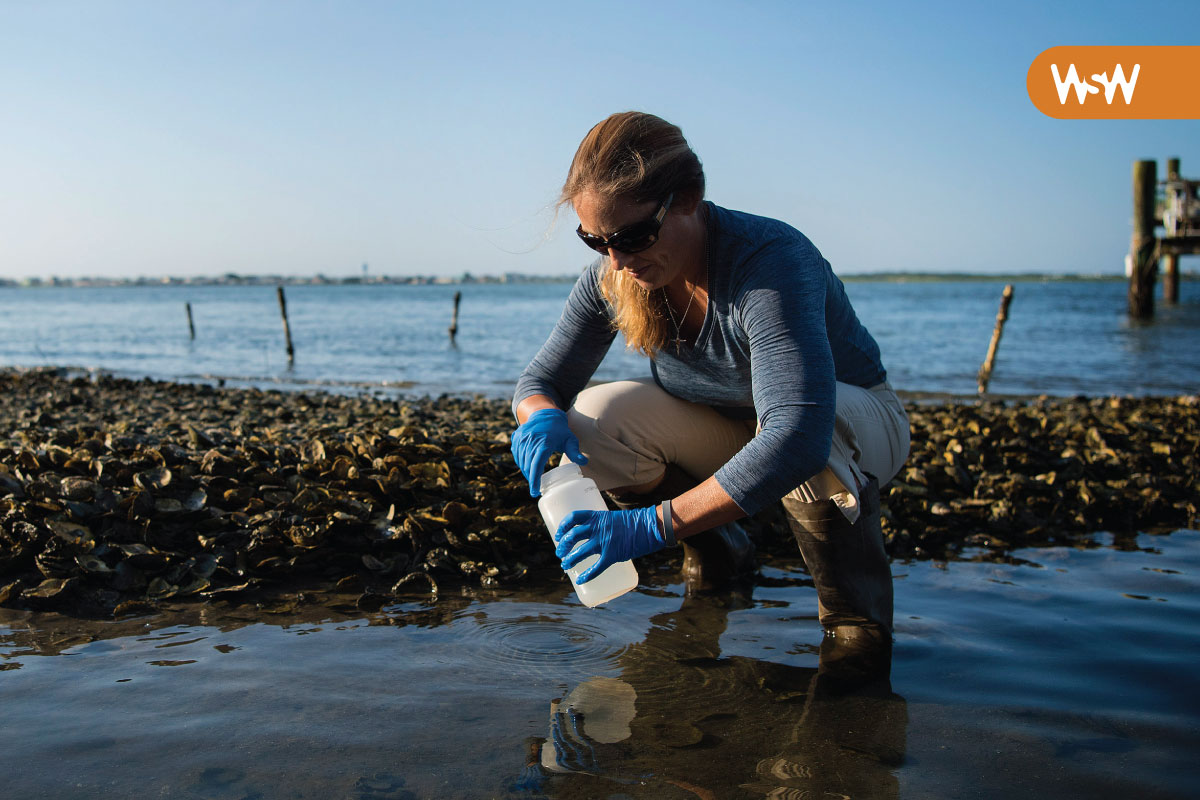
[513, 202, 887, 515]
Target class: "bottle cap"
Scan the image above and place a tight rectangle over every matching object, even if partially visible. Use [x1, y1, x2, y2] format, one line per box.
[539, 461, 583, 495]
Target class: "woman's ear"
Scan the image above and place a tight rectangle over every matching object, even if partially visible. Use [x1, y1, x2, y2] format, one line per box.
[672, 192, 703, 217]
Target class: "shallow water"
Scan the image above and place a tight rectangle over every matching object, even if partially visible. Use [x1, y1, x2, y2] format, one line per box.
[2, 530, 1198, 799]
[1, 280, 1197, 397]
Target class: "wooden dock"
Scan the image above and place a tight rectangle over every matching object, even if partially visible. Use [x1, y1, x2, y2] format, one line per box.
[1129, 157, 1198, 318]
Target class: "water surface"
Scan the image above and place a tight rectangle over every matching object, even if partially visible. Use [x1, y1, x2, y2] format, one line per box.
[2, 280, 1196, 397]
[3, 530, 1197, 799]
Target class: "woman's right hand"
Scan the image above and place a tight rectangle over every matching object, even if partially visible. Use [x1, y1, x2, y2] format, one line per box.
[510, 408, 587, 497]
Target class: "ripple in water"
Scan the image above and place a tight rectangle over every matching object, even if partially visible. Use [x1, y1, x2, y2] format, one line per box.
[449, 604, 638, 676]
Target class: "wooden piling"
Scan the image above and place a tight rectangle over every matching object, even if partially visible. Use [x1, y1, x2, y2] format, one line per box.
[448, 291, 462, 341]
[1163, 158, 1181, 305]
[978, 284, 1014, 395]
[185, 302, 195, 340]
[1162, 254, 1179, 305]
[1128, 160, 1158, 319]
[277, 286, 295, 363]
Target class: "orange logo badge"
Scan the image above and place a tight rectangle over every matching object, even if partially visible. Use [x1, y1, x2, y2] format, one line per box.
[1027, 46, 1200, 119]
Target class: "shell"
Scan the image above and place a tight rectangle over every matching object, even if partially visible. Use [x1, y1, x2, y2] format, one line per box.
[3, 369, 1195, 617]
[60, 477, 99, 501]
[133, 467, 172, 491]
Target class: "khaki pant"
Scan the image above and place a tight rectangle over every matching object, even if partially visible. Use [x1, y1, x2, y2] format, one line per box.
[565, 378, 909, 522]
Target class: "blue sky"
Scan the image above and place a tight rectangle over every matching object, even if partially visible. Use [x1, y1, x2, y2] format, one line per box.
[2, 0, 1198, 279]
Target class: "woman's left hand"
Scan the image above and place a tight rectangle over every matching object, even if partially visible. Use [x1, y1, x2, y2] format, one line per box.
[555, 507, 669, 583]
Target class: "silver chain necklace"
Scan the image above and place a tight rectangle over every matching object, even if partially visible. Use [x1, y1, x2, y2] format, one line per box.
[663, 220, 709, 354]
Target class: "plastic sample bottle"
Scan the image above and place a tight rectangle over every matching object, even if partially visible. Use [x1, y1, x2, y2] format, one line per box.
[538, 462, 639, 607]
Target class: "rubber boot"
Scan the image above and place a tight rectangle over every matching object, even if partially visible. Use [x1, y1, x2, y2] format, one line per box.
[679, 524, 756, 591]
[607, 464, 756, 591]
[815, 622, 893, 690]
[781, 476, 893, 637]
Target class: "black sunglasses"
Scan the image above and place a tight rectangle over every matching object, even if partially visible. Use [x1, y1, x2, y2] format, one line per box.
[576, 193, 674, 254]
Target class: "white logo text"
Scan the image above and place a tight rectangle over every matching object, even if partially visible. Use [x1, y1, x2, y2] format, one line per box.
[1050, 63, 1140, 104]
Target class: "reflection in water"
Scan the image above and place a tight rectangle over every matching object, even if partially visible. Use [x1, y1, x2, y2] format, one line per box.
[3, 533, 1199, 798]
[519, 591, 908, 799]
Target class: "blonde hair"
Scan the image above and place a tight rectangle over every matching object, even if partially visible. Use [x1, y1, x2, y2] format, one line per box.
[561, 112, 705, 357]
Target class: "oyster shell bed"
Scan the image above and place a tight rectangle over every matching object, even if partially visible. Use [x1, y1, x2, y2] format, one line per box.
[0, 368, 1196, 618]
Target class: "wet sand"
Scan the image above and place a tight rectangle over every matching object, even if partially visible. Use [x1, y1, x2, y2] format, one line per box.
[0, 367, 1196, 617]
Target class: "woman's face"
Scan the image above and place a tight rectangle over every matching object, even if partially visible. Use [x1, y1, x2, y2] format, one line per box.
[573, 189, 699, 292]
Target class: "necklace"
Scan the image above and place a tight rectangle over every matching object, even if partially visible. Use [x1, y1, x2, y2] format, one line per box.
[663, 282, 696, 354]
[663, 222, 709, 354]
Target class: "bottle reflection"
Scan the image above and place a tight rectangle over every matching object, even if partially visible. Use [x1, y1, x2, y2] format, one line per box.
[541, 677, 638, 775]
[514, 591, 908, 798]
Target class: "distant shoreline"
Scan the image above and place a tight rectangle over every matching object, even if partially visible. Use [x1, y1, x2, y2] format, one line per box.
[2, 270, 1196, 289]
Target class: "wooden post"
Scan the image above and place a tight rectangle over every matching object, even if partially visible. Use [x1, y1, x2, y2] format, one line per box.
[185, 302, 195, 340]
[1162, 253, 1179, 305]
[1129, 160, 1158, 319]
[448, 290, 462, 341]
[1163, 157, 1181, 305]
[277, 286, 295, 363]
[978, 284, 1014, 395]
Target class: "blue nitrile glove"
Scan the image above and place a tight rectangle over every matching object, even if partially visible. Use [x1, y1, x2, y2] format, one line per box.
[511, 408, 587, 497]
[549, 706, 598, 773]
[555, 507, 668, 583]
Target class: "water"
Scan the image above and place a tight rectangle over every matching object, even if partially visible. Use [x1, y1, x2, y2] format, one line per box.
[3, 530, 1197, 799]
[1, 279, 1196, 398]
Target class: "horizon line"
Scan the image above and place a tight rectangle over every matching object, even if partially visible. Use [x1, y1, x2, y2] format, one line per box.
[5, 268, 1197, 288]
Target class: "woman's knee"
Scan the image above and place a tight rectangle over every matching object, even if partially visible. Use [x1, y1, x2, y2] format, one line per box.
[567, 378, 752, 487]
[568, 380, 661, 450]
[562, 380, 669, 488]
[570, 379, 658, 425]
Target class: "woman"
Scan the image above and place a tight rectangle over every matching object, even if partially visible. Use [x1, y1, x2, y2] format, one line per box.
[511, 112, 909, 646]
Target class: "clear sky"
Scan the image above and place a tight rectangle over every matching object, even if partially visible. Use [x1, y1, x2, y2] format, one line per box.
[2, 0, 1198, 280]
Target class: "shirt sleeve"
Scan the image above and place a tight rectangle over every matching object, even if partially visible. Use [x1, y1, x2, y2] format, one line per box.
[712, 239, 837, 515]
[512, 261, 618, 417]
